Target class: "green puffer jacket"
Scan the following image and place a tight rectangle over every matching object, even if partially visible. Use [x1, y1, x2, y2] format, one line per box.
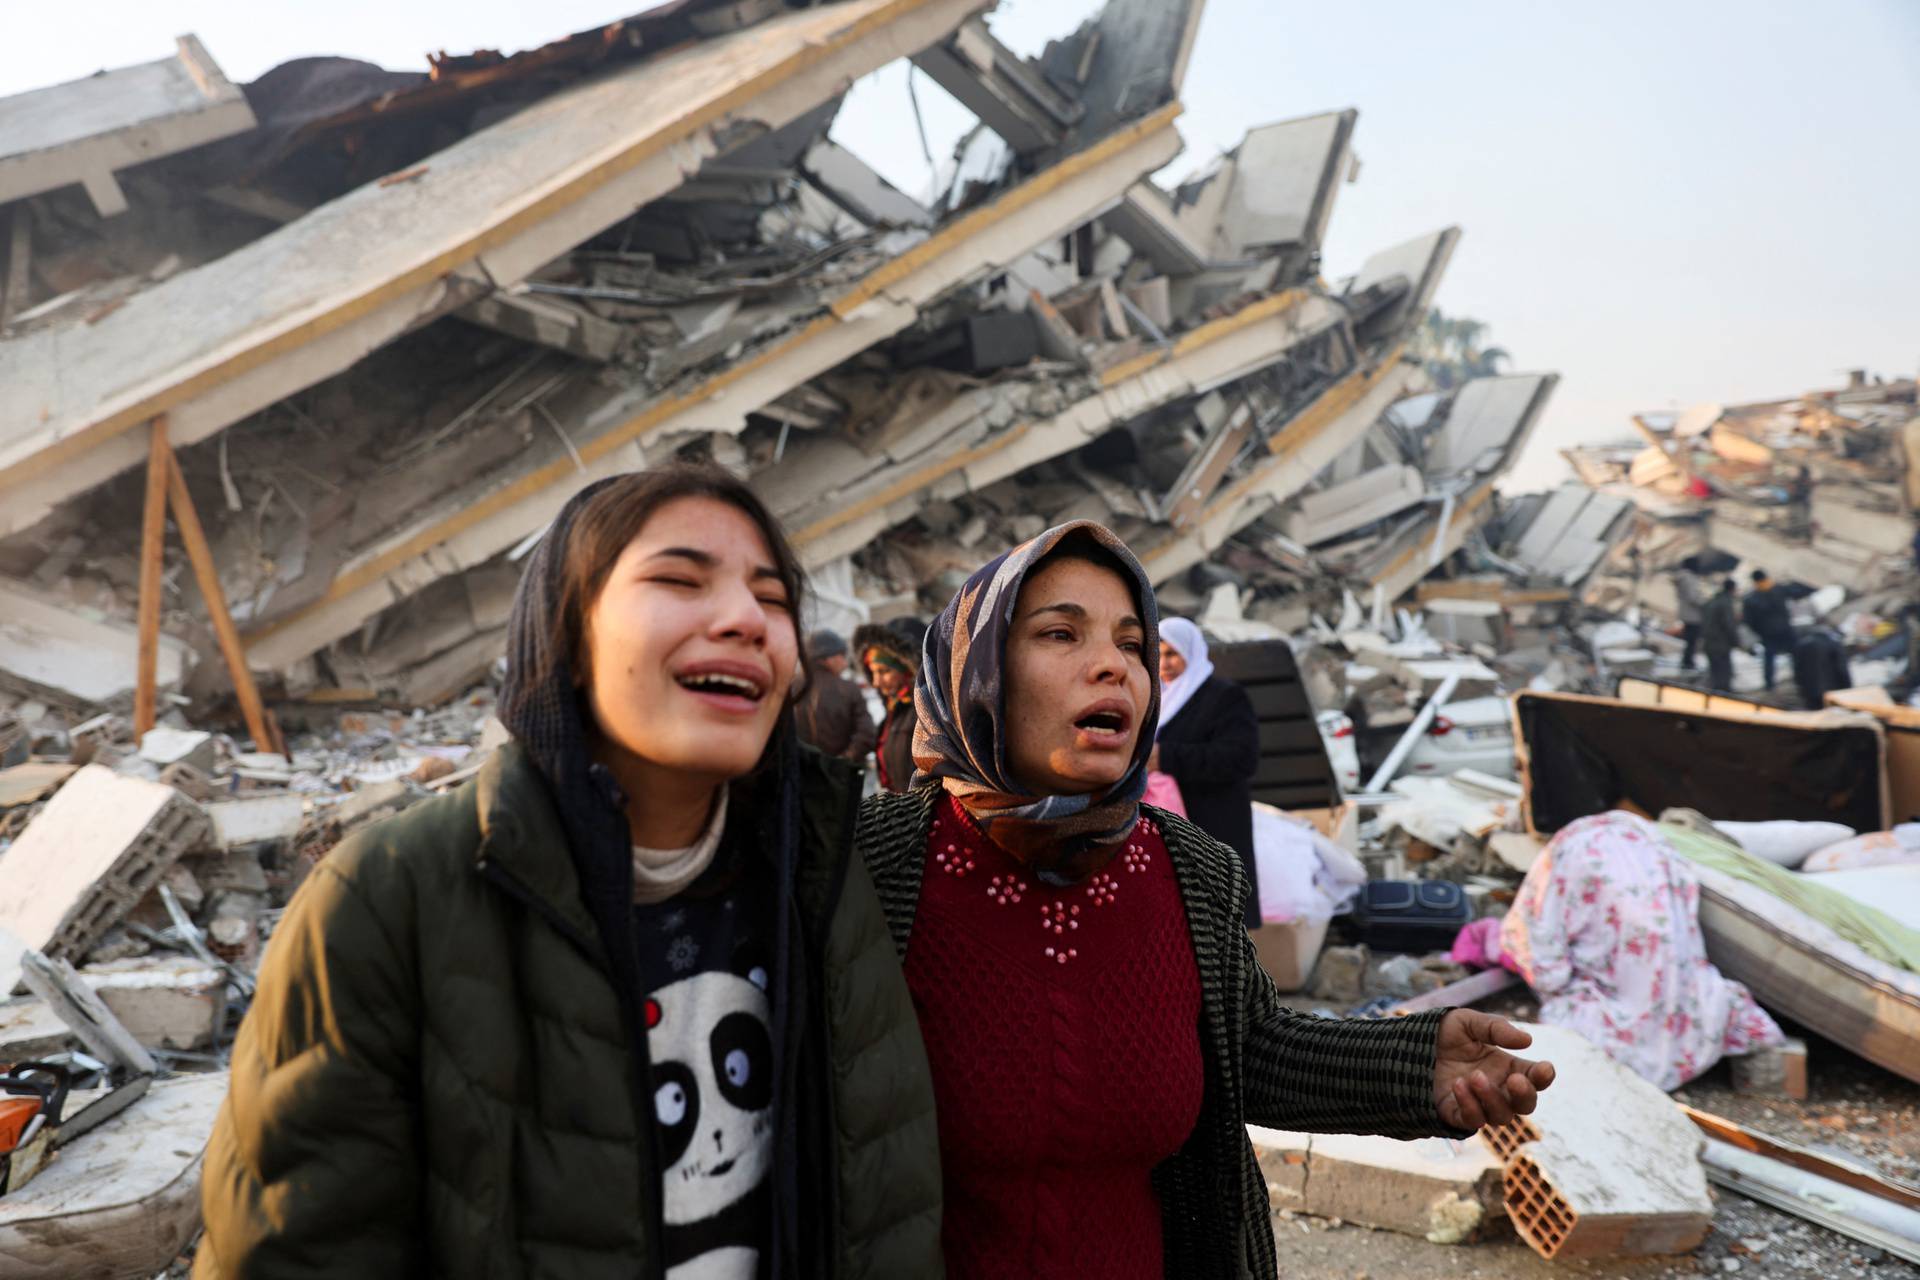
[196, 742, 942, 1280]
[858, 786, 1461, 1280]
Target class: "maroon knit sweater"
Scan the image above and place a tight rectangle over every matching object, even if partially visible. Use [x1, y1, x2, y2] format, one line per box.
[904, 794, 1205, 1280]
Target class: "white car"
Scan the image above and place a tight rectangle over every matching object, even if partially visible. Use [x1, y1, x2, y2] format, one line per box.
[1316, 709, 1362, 795]
[1400, 695, 1517, 780]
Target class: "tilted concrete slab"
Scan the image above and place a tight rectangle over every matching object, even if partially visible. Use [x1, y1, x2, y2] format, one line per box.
[1177, 109, 1356, 260]
[1284, 462, 1425, 547]
[1140, 356, 1420, 584]
[0, 36, 255, 217]
[0, 765, 211, 992]
[788, 287, 1353, 568]
[0, 0, 994, 536]
[1429, 372, 1559, 477]
[240, 103, 1187, 669]
[0, 577, 192, 707]
[1347, 226, 1459, 343]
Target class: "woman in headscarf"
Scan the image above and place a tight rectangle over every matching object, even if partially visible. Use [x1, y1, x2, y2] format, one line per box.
[854, 619, 919, 793]
[856, 521, 1556, 1280]
[198, 464, 941, 1280]
[1150, 617, 1261, 926]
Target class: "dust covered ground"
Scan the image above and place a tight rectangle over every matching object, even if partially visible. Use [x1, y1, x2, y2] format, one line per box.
[1273, 984, 1920, 1278]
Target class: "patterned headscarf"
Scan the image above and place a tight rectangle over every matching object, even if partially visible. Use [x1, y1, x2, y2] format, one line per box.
[912, 521, 1160, 883]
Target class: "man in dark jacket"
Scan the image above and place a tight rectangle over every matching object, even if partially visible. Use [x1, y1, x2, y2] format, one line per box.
[1741, 569, 1796, 691]
[1791, 626, 1852, 711]
[797, 630, 877, 762]
[1702, 578, 1741, 692]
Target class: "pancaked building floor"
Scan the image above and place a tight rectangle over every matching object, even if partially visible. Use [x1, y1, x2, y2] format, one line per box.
[1, 1, 1918, 1277]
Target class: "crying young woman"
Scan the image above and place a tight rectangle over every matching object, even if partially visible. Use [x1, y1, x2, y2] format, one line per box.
[195, 464, 943, 1280]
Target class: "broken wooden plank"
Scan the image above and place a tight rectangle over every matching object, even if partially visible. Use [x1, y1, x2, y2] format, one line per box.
[164, 449, 282, 754]
[132, 417, 169, 736]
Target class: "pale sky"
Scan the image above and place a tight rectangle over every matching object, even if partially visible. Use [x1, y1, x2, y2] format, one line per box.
[7, 0, 1917, 492]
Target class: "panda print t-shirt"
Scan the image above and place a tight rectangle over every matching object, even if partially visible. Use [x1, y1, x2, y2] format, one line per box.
[634, 842, 776, 1280]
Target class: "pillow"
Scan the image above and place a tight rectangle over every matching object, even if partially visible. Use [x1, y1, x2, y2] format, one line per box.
[1802, 826, 1920, 873]
[1713, 820, 1856, 869]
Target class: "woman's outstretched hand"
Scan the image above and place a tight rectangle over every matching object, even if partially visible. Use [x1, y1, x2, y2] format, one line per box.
[1431, 1010, 1557, 1131]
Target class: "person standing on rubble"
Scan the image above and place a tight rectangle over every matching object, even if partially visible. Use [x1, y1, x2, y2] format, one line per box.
[796, 629, 877, 763]
[1703, 576, 1741, 691]
[856, 620, 920, 793]
[196, 464, 942, 1279]
[1742, 569, 1798, 692]
[1150, 617, 1262, 927]
[859, 520, 1557, 1280]
[1672, 557, 1706, 671]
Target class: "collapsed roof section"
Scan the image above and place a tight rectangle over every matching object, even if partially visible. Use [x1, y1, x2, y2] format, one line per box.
[0, 0, 1559, 713]
[0, 0, 995, 535]
[0, 37, 255, 220]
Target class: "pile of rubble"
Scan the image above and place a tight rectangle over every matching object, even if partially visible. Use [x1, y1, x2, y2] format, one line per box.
[3, 0, 1917, 1276]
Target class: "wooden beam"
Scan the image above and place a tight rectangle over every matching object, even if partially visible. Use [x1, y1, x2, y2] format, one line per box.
[132, 418, 171, 736]
[165, 451, 282, 755]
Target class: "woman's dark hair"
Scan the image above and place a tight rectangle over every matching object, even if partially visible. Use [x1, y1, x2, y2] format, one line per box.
[541, 462, 811, 708]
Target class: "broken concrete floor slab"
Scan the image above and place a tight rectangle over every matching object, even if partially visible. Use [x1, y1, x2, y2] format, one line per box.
[1251, 1126, 1506, 1244]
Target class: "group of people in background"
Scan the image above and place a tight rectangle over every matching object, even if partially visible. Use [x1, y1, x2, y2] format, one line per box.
[1677, 559, 1850, 708]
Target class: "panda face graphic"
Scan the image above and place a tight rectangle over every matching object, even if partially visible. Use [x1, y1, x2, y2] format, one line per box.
[645, 968, 773, 1226]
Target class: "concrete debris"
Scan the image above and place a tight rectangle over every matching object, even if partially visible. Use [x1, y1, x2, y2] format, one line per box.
[1486, 1023, 1715, 1260]
[1252, 1127, 1506, 1244]
[0, 0, 1557, 719]
[0, 5, 1911, 1276]
[0, 765, 210, 990]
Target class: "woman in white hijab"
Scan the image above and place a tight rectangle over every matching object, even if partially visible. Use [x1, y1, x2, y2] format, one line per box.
[1149, 618, 1262, 925]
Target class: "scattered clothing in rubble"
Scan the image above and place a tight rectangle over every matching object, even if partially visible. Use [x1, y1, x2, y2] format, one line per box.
[1156, 618, 1262, 928]
[1501, 811, 1784, 1091]
[1710, 818, 1854, 869]
[1803, 825, 1920, 872]
[1451, 917, 1520, 973]
[1791, 626, 1852, 710]
[855, 621, 920, 793]
[1660, 814, 1920, 971]
[1250, 803, 1364, 924]
[1142, 768, 1188, 817]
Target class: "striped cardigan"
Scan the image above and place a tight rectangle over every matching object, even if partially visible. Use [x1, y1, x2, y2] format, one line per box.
[857, 786, 1460, 1280]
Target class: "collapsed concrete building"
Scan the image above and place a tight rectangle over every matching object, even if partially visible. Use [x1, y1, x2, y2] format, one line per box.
[0, 0, 1558, 723]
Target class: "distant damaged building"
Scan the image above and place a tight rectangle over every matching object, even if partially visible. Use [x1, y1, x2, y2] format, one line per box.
[0, 0, 1558, 718]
